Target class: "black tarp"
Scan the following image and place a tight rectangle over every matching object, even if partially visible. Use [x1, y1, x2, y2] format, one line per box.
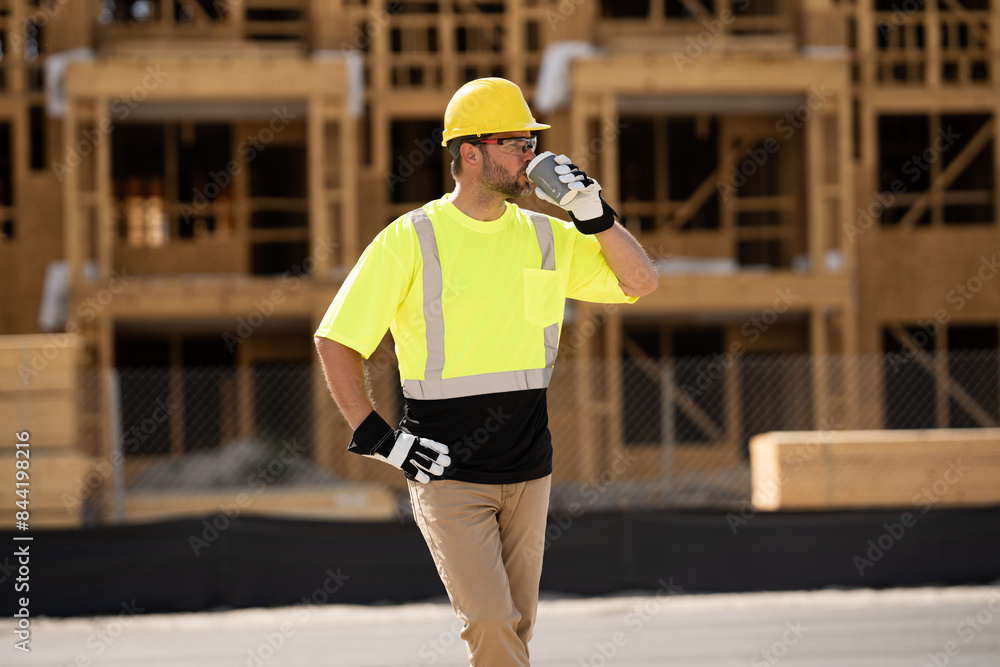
[3, 507, 999, 617]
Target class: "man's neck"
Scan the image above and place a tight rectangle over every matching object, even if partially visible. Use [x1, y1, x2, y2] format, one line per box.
[449, 182, 508, 222]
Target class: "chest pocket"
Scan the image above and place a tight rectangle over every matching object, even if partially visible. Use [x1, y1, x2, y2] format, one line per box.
[523, 268, 564, 328]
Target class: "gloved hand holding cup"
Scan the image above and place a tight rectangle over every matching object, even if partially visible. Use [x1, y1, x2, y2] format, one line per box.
[527, 152, 615, 233]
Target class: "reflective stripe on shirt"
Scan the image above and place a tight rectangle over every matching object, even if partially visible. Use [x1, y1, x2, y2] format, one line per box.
[528, 210, 560, 373]
[410, 207, 446, 383]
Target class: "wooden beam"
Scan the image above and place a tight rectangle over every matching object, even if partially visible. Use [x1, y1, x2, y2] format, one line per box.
[626, 272, 849, 313]
[6, 0, 25, 94]
[992, 4, 1000, 101]
[889, 326, 998, 429]
[838, 70, 856, 277]
[601, 93, 619, 205]
[503, 0, 525, 87]
[673, 382, 725, 443]
[340, 102, 359, 266]
[573, 53, 849, 95]
[925, 0, 941, 87]
[668, 132, 769, 229]
[899, 119, 994, 229]
[855, 0, 875, 87]
[994, 104, 1000, 227]
[65, 58, 347, 98]
[935, 328, 950, 430]
[307, 95, 328, 275]
[805, 109, 827, 272]
[96, 97, 112, 283]
[622, 335, 725, 443]
[938, 0, 990, 52]
[841, 305, 863, 429]
[64, 97, 82, 284]
[811, 307, 831, 428]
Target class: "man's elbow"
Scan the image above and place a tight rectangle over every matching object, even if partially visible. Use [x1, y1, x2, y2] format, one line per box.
[314, 335, 343, 361]
[623, 270, 658, 298]
[315, 336, 364, 363]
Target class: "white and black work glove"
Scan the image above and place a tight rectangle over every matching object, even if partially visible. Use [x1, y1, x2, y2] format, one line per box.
[348, 411, 451, 483]
[534, 154, 619, 235]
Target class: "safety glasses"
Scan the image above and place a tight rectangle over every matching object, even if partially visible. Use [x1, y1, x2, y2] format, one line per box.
[471, 136, 538, 154]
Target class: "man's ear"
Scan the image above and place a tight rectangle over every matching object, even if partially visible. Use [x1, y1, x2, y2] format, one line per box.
[460, 142, 481, 170]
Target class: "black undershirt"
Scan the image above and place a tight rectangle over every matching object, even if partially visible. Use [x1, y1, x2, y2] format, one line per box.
[400, 389, 552, 484]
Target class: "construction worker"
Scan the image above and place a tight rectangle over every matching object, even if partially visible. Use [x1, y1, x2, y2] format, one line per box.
[314, 77, 657, 666]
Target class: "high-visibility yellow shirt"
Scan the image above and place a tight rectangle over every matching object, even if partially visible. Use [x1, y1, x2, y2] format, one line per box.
[315, 194, 637, 394]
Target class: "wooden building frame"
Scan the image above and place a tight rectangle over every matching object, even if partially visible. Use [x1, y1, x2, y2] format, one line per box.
[1, 1, 999, 517]
[61, 55, 357, 358]
[559, 51, 859, 483]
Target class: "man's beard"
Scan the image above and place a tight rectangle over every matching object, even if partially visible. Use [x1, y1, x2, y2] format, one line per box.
[481, 149, 531, 199]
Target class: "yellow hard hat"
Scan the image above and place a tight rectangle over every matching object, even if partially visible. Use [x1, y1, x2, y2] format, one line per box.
[441, 77, 550, 146]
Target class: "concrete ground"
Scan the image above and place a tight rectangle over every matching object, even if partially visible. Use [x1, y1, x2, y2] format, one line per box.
[5, 585, 1000, 667]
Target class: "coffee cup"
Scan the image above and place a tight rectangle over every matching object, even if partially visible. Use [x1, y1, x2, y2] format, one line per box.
[527, 151, 578, 206]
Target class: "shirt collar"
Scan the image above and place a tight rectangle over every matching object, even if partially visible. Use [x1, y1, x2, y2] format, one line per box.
[437, 194, 513, 233]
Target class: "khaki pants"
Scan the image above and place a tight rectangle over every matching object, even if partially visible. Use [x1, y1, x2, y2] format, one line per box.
[407, 475, 552, 667]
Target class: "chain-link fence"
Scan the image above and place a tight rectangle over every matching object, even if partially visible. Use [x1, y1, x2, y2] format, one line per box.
[59, 349, 1000, 524]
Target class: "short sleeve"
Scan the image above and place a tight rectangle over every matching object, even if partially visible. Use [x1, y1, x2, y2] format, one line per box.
[314, 225, 413, 359]
[566, 230, 639, 304]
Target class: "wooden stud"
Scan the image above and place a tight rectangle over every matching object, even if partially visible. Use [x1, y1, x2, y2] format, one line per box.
[307, 95, 329, 276]
[935, 325, 950, 429]
[855, 0, 875, 88]
[6, 0, 25, 95]
[505, 0, 525, 86]
[96, 96, 112, 283]
[810, 306, 830, 428]
[340, 101, 360, 266]
[805, 106, 826, 273]
[64, 96, 82, 284]
[926, 0, 941, 88]
[601, 93, 619, 207]
[991, 3, 1000, 90]
[995, 107, 1000, 226]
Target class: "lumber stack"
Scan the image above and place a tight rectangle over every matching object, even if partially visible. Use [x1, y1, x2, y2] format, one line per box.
[0, 334, 95, 528]
[750, 429, 1000, 510]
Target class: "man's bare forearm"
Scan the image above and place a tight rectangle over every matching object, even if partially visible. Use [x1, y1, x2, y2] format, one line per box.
[314, 336, 375, 430]
[595, 222, 658, 297]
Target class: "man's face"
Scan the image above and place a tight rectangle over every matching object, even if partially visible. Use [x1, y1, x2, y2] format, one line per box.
[478, 132, 537, 199]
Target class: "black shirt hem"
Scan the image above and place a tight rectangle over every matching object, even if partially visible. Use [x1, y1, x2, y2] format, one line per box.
[442, 465, 553, 485]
